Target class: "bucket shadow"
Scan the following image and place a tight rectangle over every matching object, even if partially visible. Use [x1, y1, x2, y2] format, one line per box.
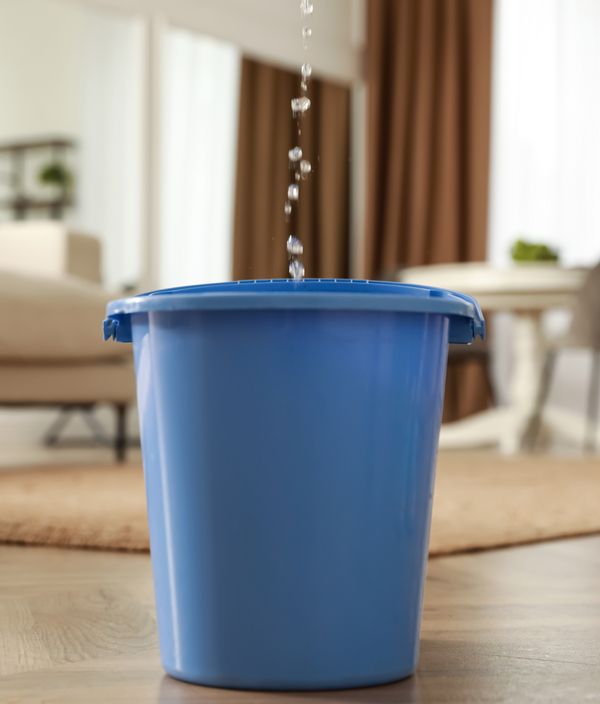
[157, 674, 422, 703]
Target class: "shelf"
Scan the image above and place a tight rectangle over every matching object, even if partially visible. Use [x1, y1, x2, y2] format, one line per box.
[0, 197, 73, 211]
[0, 137, 75, 154]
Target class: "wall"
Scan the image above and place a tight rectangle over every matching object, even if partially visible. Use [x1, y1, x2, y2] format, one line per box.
[75, 0, 365, 83]
[0, 0, 82, 141]
[78, 6, 145, 289]
[0, 0, 84, 214]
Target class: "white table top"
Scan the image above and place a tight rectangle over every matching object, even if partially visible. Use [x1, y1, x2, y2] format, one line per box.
[399, 262, 587, 312]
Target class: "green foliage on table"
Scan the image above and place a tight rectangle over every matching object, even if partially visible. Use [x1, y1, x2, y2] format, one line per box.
[511, 238, 559, 263]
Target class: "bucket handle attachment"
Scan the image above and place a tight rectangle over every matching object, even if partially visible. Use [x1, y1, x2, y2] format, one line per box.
[104, 314, 132, 343]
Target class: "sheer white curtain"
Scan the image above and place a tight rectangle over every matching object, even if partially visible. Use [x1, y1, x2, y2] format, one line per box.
[159, 29, 241, 288]
[488, 0, 600, 266]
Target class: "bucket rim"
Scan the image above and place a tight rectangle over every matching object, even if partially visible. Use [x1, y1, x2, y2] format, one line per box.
[104, 278, 485, 344]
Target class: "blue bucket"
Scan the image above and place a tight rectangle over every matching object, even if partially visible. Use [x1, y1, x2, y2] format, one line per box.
[105, 279, 484, 690]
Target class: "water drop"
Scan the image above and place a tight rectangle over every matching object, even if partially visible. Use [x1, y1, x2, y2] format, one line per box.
[287, 235, 304, 256]
[300, 0, 314, 16]
[289, 259, 305, 280]
[300, 159, 311, 177]
[288, 146, 303, 162]
[302, 26, 312, 50]
[283, 3, 313, 281]
[291, 96, 311, 116]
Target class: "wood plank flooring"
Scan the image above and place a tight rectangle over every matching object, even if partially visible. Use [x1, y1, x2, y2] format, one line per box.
[1, 537, 599, 703]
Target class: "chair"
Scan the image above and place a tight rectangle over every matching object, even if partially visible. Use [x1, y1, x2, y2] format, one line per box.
[531, 263, 600, 452]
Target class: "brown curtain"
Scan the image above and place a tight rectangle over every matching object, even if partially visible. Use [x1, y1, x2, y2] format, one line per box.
[365, 0, 493, 421]
[233, 58, 351, 280]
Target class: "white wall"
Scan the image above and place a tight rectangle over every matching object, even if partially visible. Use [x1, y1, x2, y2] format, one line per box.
[0, 0, 83, 212]
[78, 7, 145, 289]
[73, 0, 364, 83]
[0, 0, 82, 141]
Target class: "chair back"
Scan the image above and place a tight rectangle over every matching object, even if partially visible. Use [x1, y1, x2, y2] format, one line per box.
[571, 262, 600, 349]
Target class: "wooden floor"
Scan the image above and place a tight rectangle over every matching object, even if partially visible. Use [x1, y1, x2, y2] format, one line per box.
[1, 538, 599, 703]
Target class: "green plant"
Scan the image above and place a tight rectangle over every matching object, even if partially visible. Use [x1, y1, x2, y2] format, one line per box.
[511, 238, 559, 263]
[38, 161, 73, 195]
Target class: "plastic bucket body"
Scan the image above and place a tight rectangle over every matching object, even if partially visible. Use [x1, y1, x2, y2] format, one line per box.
[105, 279, 484, 690]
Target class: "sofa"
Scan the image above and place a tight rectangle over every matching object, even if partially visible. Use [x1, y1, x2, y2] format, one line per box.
[0, 221, 136, 460]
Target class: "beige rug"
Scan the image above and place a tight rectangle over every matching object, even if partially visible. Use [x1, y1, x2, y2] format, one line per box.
[0, 452, 598, 555]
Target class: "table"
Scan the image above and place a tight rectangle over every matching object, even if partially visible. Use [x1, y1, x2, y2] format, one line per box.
[1, 537, 599, 702]
[401, 263, 587, 453]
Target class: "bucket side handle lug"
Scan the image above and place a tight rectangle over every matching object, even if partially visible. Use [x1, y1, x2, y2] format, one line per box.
[103, 314, 132, 343]
[447, 291, 485, 344]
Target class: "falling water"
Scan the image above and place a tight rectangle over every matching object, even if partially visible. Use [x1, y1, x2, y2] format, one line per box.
[284, 0, 315, 280]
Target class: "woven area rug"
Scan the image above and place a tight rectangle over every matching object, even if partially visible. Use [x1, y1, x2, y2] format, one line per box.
[0, 452, 598, 555]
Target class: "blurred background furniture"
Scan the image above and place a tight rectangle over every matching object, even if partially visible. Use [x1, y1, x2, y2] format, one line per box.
[447, 339, 496, 408]
[0, 137, 76, 220]
[400, 263, 587, 454]
[396, 267, 496, 417]
[0, 221, 136, 460]
[531, 263, 600, 452]
[0, 220, 101, 282]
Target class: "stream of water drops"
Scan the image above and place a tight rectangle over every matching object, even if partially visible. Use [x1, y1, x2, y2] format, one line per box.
[284, 0, 315, 280]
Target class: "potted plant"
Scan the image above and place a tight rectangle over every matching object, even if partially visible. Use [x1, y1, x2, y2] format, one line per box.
[37, 160, 73, 200]
[511, 238, 560, 264]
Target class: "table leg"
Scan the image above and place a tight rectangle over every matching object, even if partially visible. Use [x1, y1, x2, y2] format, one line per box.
[438, 406, 510, 449]
[438, 311, 546, 454]
[500, 312, 546, 454]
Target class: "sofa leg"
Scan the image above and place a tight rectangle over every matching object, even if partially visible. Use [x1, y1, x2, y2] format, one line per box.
[115, 404, 127, 462]
[44, 405, 76, 446]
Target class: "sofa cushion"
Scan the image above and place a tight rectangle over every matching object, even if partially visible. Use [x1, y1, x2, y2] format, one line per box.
[0, 270, 129, 362]
[0, 360, 136, 403]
